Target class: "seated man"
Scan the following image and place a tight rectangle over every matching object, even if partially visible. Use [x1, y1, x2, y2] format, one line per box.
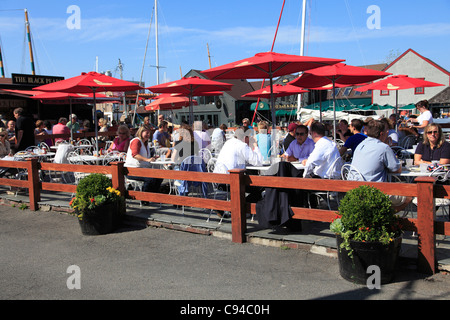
[302, 122, 341, 179]
[351, 120, 412, 211]
[153, 120, 172, 157]
[214, 126, 262, 173]
[214, 126, 263, 211]
[339, 119, 367, 157]
[283, 124, 315, 162]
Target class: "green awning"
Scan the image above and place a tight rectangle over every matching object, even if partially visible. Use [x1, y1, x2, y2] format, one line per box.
[276, 109, 296, 116]
[360, 104, 395, 111]
[250, 101, 270, 111]
[304, 98, 371, 111]
[398, 104, 417, 110]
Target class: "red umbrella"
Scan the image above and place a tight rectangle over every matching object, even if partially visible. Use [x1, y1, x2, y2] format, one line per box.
[242, 84, 308, 99]
[355, 74, 445, 125]
[289, 63, 391, 139]
[201, 51, 344, 129]
[147, 76, 233, 124]
[34, 71, 143, 93]
[145, 94, 198, 111]
[34, 71, 143, 151]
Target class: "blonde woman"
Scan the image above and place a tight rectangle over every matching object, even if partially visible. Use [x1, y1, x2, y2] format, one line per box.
[124, 124, 162, 193]
[414, 123, 450, 165]
[98, 118, 109, 141]
[108, 125, 131, 153]
[0, 128, 11, 158]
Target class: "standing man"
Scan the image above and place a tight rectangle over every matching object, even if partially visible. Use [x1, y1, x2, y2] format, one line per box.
[13, 108, 35, 151]
[66, 114, 80, 135]
[302, 122, 341, 179]
[283, 124, 315, 163]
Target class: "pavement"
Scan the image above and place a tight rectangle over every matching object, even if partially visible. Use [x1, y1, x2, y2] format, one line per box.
[1, 200, 450, 302]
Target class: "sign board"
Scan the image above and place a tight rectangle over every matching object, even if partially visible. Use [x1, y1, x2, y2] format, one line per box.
[11, 73, 64, 86]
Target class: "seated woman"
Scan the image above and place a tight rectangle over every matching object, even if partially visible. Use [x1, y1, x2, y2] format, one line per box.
[414, 123, 450, 165]
[107, 125, 131, 153]
[171, 123, 199, 169]
[124, 124, 163, 193]
[255, 121, 271, 161]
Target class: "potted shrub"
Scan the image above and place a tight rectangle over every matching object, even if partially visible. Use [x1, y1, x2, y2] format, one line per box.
[69, 174, 125, 235]
[330, 185, 403, 285]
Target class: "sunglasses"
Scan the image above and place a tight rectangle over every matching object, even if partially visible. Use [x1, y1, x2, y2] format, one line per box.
[295, 132, 307, 136]
[427, 131, 438, 135]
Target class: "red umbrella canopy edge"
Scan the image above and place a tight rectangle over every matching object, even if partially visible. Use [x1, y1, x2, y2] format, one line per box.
[354, 74, 445, 91]
[200, 52, 345, 80]
[289, 63, 392, 88]
[243, 84, 308, 98]
[33, 71, 143, 93]
[146, 76, 233, 96]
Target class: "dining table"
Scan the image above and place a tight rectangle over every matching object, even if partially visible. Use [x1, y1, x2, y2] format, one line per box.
[246, 160, 306, 176]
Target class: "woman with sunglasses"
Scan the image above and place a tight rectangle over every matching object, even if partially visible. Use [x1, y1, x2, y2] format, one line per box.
[414, 123, 450, 165]
[107, 125, 131, 153]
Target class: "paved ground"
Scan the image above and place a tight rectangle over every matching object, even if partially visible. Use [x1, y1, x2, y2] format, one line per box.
[1, 204, 449, 303]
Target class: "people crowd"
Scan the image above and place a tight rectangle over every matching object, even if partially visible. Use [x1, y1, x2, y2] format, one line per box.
[0, 99, 443, 215]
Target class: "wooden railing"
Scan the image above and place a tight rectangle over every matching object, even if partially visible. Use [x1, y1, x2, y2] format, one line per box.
[0, 158, 449, 275]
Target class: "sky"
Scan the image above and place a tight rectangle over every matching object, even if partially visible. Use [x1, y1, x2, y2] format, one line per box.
[1, 0, 450, 88]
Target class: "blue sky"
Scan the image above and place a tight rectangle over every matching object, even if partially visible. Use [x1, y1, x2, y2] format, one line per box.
[1, 0, 450, 88]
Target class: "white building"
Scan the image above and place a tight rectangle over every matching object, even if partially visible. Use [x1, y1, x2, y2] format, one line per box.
[373, 48, 450, 110]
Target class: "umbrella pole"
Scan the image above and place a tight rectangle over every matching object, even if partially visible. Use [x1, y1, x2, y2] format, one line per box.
[333, 80, 337, 141]
[189, 89, 194, 125]
[70, 97, 73, 142]
[395, 90, 398, 131]
[92, 89, 99, 153]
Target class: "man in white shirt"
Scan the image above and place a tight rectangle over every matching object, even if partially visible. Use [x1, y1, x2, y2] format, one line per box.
[214, 127, 263, 173]
[302, 122, 341, 179]
[193, 121, 211, 149]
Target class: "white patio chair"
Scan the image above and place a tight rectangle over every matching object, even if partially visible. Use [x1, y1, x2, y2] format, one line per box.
[341, 163, 365, 181]
[206, 159, 229, 224]
[308, 156, 344, 210]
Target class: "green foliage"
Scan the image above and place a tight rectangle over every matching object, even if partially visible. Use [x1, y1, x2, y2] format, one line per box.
[69, 174, 124, 219]
[76, 174, 112, 200]
[330, 185, 403, 257]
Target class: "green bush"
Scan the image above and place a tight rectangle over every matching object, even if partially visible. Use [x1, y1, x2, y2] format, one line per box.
[330, 185, 403, 256]
[69, 174, 124, 218]
[76, 174, 112, 199]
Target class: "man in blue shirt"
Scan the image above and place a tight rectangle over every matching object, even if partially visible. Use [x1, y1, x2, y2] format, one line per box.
[351, 120, 400, 182]
[339, 119, 367, 156]
[351, 120, 412, 211]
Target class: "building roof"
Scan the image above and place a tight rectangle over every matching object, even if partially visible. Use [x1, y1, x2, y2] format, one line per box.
[429, 87, 450, 105]
[383, 48, 450, 77]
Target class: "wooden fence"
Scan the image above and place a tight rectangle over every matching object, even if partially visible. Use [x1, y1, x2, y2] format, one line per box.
[0, 158, 449, 275]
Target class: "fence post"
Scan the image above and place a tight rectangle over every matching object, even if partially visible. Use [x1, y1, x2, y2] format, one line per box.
[229, 169, 246, 243]
[27, 158, 40, 211]
[415, 176, 436, 274]
[110, 161, 126, 197]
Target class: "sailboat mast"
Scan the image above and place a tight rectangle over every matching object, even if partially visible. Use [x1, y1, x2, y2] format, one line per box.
[24, 9, 36, 75]
[155, 0, 160, 85]
[207, 43, 212, 69]
[0, 43, 5, 78]
[297, 0, 307, 116]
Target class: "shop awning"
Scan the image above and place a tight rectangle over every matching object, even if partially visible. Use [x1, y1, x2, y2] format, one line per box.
[250, 101, 270, 111]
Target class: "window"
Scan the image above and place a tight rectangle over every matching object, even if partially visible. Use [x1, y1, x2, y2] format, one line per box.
[380, 90, 389, 96]
[415, 78, 425, 94]
[333, 88, 341, 97]
[343, 87, 353, 96]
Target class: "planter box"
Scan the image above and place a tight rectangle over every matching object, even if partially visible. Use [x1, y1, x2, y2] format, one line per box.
[336, 234, 402, 285]
[77, 201, 125, 236]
